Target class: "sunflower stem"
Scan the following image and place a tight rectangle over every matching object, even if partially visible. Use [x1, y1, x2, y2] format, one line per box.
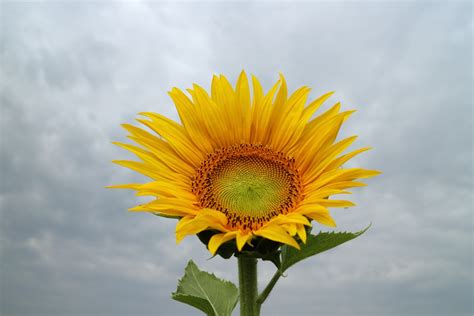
[256, 269, 282, 305]
[238, 256, 259, 316]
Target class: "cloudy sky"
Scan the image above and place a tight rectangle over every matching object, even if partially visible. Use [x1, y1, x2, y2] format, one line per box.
[1, 1, 472, 316]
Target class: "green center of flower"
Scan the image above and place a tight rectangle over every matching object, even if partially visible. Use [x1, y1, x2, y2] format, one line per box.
[192, 144, 302, 231]
[211, 156, 292, 218]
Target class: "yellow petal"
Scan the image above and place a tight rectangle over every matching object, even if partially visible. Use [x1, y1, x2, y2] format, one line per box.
[168, 87, 214, 153]
[302, 188, 351, 199]
[174, 209, 230, 242]
[304, 168, 374, 193]
[236, 70, 251, 142]
[198, 209, 229, 226]
[112, 160, 161, 179]
[339, 169, 382, 180]
[295, 205, 337, 227]
[235, 70, 250, 114]
[302, 199, 356, 208]
[126, 139, 194, 178]
[251, 79, 280, 143]
[282, 223, 297, 236]
[324, 147, 372, 172]
[254, 225, 300, 249]
[236, 230, 252, 251]
[293, 111, 355, 172]
[106, 183, 142, 190]
[270, 213, 311, 226]
[303, 136, 359, 184]
[208, 232, 237, 255]
[306, 102, 341, 131]
[129, 199, 199, 217]
[301, 91, 335, 123]
[175, 219, 211, 243]
[121, 123, 161, 144]
[138, 181, 196, 201]
[251, 74, 264, 105]
[296, 224, 307, 243]
[263, 74, 288, 144]
[310, 213, 337, 227]
[176, 216, 195, 230]
[270, 87, 311, 151]
[188, 84, 231, 147]
[324, 181, 367, 190]
[112, 141, 197, 180]
[137, 114, 203, 166]
[175, 216, 199, 243]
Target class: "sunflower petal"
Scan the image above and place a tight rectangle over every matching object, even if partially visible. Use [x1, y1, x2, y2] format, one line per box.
[106, 183, 142, 190]
[302, 199, 356, 208]
[296, 224, 307, 243]
[208, 232, 238, 255]
[282, 223, 297, 236]
[254, 225, 300, 249]
[236, 231, 252, 251]
[295, 205, 337, 227]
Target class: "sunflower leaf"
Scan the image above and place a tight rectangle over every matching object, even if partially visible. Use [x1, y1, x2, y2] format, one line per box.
[172, 260, 239, 316]
[280, 224, 370, 272]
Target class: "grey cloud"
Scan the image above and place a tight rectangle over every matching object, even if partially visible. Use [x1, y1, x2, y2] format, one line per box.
[1, 1, 472, 316]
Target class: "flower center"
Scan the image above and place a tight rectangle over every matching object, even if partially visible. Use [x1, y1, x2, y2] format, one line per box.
[192, 144, 302, 231]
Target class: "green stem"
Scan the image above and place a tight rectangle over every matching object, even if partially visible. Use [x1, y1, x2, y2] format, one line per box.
[238, 256, 259, 316]
[256, 270, 282, 305]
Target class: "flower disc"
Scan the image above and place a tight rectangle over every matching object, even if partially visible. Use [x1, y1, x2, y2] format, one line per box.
[192, 144, 302, 231]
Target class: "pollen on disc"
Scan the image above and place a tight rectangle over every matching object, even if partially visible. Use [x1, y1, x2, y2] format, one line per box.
[192, 144, 302, 231]
[211, 155, 291, 218]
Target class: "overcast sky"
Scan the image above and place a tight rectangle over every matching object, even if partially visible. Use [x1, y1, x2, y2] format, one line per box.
[1, 1, 472, 316]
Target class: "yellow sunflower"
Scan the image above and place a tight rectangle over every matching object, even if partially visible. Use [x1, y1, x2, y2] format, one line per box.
[110, 72, 379, 255]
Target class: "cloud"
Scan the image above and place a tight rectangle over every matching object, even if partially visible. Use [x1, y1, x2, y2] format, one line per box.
[1, 1, 472, 316]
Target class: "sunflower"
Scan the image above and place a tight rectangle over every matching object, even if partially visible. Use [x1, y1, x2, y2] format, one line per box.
[110, 72, 379, 256]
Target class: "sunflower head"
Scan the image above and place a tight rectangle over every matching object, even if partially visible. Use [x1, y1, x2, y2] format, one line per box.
[110, 72, 380, 256]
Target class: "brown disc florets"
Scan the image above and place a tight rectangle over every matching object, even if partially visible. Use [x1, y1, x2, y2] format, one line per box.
[191, 144, 303, 231]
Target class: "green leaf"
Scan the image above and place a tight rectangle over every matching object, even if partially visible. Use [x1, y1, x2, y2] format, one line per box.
[280, 225, 370, 272]
[172, 260, 239, 316]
